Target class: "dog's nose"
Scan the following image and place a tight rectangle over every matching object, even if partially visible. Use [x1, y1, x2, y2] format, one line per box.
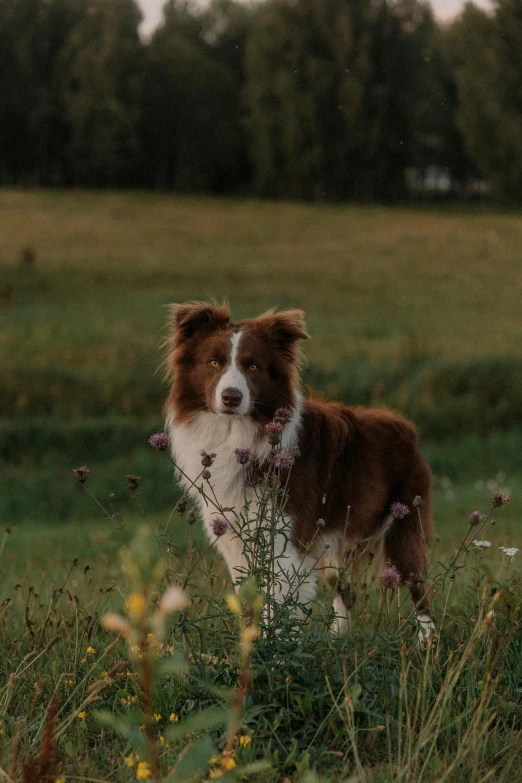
[221, 387, 243, 408]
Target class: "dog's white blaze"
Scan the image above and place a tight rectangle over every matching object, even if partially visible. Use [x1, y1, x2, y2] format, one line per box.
[214, 330, 250, 416]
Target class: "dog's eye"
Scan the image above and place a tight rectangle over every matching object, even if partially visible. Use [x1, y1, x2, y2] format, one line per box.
[209, 359, 220, 368]
[249, 363, 258, 371]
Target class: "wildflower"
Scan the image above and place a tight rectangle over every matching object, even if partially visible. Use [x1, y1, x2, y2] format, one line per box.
[126, 592, 147, 622]
[202, 469, 212, 481]
[80, 658, 86, 664]
[380, 567, 401, 589]
[158, 585, 189, 614]
[86, 646, 96, 655]
[241, 625, 259, 655]
[472, 540, 491, 549]
[124, 753, 138, 767]
[492, 489, 510, 507]
[77, 711, 86, 720]
[239, 735, 252, 748]
[212, 516, 228, 537]
[125, 474, 141, 491]
[469, 510, 486, 526]
[274, 407, 292, 423]
[66, 679, 74, 687]
[316, 518, 326, 528]
[187, 507, 197, 525]
[221, 753, 236, 771]
[273, 451, 294, 470]
[265, 421, 283, 434]
[101, 612, 130, 635]
[169, 712, 179, 723]
[55, 777, 66, 783]
[73, 466, 90, 484]
[200, 450, 216, 467]
[226, 593, 241, 614]
[136, 761, 152, 780]
[499, 546, 518, 558]
[390, 502, 410, 520]
[148, 432, 169, 450]
[413, 495, 423, 508]
[234, 447, 251, 465]
[209, 770, 223, 779]
[175, 497, 188, 514]
[159, 735, 165, 745]
[154, 713, 162, 722]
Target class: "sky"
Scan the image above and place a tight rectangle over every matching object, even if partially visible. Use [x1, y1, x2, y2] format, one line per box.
[136, 0, 492, 36]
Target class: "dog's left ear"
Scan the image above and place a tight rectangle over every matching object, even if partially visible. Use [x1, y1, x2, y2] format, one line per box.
[256, 309, 310, 345]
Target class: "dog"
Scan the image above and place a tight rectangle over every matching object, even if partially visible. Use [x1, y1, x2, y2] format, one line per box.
[165, 301, 434, 638]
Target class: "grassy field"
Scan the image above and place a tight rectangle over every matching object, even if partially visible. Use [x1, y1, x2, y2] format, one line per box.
[2, 189, 522, 781]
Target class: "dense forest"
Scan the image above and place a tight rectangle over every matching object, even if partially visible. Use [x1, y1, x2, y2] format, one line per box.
[1, 0, 520, 200]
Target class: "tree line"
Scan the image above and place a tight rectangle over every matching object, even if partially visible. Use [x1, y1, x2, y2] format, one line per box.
[1, 0, 520, 201]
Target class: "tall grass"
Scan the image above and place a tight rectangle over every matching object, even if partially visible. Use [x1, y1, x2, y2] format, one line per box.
[1, 426, 521, 782]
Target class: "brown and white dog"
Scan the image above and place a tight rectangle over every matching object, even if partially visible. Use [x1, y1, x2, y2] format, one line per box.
[165, 302, 434, 638]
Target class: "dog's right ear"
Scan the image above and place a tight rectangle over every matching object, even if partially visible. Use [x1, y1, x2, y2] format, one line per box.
[170, 301, 231, 343]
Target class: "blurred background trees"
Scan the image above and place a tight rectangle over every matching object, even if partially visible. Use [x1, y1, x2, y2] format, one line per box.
[0, 0, 519, 200]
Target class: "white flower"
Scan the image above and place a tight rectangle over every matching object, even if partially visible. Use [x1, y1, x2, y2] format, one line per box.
[158, 585, 189, 615]
[472, 540, 491, 549]
[499, 546, 518, 558]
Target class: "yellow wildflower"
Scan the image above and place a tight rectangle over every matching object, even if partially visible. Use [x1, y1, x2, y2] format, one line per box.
[225, 594, 241, 615]
[126, 592, 147, 622]
[77, 711, 86, 720]
[86, 646, 96, 655]
[159, 735, 165, 745]
[66, 679, 74, 687]
[169, 712, 179, 723]
[154, 713, 162, 722]
[221, 756, 236, 771]
[80, 657, 86, 664]
[239, 735, 251, 747]
[55, 777, 66, 783]
[124, 753, 138, 767]
[136, 760, 151, 780]
[209, 770, 223, 779]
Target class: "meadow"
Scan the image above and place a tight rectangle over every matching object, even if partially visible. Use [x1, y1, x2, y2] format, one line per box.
[1, 189, 522, 781]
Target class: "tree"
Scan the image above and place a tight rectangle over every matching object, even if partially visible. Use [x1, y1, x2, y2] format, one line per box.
[59, 0, 144, 186]
[140, 0, 247, 191]
[244, 0, 439, 201]
[451, 0, 522, 199]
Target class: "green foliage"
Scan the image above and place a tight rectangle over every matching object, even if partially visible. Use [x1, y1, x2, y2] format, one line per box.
[450, 0, 522, 199]
[2, 0, 515, 198]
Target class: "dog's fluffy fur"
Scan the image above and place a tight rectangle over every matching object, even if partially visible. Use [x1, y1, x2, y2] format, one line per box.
[165, 302, 433, 634]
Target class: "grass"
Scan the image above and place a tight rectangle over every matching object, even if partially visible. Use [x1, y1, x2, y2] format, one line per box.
[1, 188, 522, 780]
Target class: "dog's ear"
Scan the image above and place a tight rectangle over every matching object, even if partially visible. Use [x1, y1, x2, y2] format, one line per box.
[170, 301, 231, 342]
[255, 309, 310, 346]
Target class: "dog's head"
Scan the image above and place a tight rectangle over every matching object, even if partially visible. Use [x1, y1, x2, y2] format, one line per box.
[165, 301, 309, 422]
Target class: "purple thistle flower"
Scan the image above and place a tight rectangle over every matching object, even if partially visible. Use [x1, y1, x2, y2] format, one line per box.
[73, 465, 90, 484]
[234, 448, 252, 465]
[211, 515, 228, 537]
[274, 407, 292, 424]
[390, 502, 410, 520]
[381, 567, 401, 589]
[265, 421, 284, 434]
[148, 432, 169, 450]
[492, 489, 510, 508]
[469, 510, 486, 526]
[273, 451, 294, 470]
